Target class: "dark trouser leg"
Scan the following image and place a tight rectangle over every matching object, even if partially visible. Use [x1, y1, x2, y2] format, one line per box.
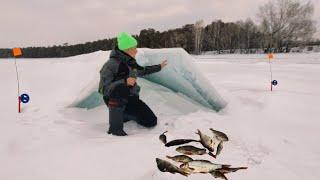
[124, 96, 157, 128]
[103, 84, 130, 136]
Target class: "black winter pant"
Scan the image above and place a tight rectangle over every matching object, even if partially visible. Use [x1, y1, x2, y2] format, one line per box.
[103, 84, 157, 128]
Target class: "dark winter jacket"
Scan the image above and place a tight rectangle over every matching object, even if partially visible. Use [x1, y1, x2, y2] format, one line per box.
[99, 47, 161, 98]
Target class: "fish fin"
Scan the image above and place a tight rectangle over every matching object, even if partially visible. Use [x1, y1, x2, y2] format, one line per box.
[178, 170, 190, 177]
[166, 155, 172, 159]
[195, 129, 200, 135]
[210, 171, 228, 180]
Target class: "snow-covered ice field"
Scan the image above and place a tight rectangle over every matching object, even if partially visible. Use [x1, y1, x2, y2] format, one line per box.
[1, 50, 320, 180]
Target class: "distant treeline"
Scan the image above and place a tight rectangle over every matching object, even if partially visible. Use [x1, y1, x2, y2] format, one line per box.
[0, 19, 319, 58]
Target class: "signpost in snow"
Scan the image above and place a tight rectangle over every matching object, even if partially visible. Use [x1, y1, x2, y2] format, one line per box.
[12, 48, 30, 113]
[268, 53, 278, 91]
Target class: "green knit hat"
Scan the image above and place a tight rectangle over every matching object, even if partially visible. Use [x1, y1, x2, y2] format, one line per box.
[117, 32, 138, 51]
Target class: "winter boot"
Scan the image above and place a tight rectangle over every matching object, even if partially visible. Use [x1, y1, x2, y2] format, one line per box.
[107, 99, 127, 136]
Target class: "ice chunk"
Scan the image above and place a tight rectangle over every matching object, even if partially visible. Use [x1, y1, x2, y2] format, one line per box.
[74, 91, 103, 109]
[136, 48, 227, 111]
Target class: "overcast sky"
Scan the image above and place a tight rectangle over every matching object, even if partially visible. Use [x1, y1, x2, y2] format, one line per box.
[1, 0, 319, 48]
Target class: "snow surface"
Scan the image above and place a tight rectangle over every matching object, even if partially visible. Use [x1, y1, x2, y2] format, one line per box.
[1, 50, 320, 180]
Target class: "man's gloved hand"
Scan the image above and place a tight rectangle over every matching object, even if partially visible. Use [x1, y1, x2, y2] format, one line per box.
[127, 77, 136, 87]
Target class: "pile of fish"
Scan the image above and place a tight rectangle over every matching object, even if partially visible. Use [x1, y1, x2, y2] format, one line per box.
[156, 129, 247, 179]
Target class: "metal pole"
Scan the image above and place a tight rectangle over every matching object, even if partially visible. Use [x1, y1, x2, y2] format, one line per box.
[14, 57, 21, 113]
[269, 57, 273, 91]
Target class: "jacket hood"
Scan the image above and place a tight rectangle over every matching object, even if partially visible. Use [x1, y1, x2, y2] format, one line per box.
[110, 46, 134, 62]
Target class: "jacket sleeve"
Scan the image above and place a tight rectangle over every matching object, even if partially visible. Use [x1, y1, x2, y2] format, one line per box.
[127, 60, 161, 77]
[137, 64, 162, 77]
[99, 61, 126, 96]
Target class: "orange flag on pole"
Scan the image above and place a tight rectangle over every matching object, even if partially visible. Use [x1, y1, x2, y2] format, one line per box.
[13, 48, 22, 57]
[268, 53, 273, 60]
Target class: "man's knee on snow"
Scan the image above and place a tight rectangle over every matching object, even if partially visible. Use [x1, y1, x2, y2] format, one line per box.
[139, 116, 157, 128]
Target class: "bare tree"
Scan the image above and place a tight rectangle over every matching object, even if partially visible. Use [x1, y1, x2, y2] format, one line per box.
[257, 0, 316, 51]
[194, 20, 205, 54]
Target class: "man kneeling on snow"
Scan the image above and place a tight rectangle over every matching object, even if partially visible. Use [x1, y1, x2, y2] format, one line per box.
[99, 32, 167, 136]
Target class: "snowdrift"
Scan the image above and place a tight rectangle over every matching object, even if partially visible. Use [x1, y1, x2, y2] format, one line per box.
[72, 48, 227, 111]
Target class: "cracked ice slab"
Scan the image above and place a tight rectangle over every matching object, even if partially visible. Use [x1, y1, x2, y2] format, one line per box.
[136, 48, 227, 111]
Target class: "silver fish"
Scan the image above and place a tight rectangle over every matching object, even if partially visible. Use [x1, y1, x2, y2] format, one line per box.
[166, 155, 193, 163]
[159, 131, 168, 144]
[155, 158, 190, 176]
[176, 145, 216, 158]
[210, 128, 229, 142]
[196, 129, 216, 152]
[180, 160, 231, 173]
[176, 145, 207, 156]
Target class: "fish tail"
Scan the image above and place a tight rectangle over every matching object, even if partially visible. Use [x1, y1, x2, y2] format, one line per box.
[209, 170, 228, 180]
[232, 167, 248, 170]
[217, 166, 248, 173]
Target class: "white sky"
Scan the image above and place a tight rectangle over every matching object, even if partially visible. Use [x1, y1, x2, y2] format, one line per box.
[1, 0, 319, 48]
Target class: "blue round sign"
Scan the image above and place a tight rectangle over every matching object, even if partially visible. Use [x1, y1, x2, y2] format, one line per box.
[20, 93, 30, 104]
[272, 80, 278, 86]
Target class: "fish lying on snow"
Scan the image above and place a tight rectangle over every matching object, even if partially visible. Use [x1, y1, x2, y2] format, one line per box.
[176, 145, 216, 158]
[180, 160, 231, 173]
[165, 139, 199, 147]
[180, 160, 247, 179]
[196, 129, 218, 152]
[210, 128, 229, 142]
[166, 155, 193, 163]
[176, 145, 206, 155]
[159, 131, 168, 144]
[155, 158, 190, 176]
